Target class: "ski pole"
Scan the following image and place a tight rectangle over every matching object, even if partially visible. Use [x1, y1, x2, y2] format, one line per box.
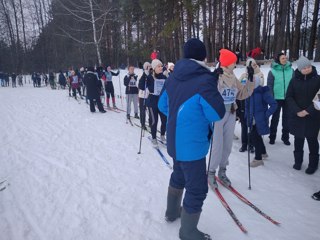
[207, 123, 214, 173]
[247, 61, 254, 190]
[138, 80, 148, 154]
[118, 72, 123, 108]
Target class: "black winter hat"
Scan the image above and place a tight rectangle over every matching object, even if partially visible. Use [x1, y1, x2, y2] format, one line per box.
[183, 38, 207, 61]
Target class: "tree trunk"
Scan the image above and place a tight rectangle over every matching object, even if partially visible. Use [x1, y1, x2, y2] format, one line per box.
[241, 0, 247, 58]
[314, 24, 320, 61]
[307, 0, 319, 59]
[202, 0, 210, 61]
[291, 0, 304, 60]
[19, 0, 27, 53]
[274, 0, 289, 55]
[89, 0, 102, 66]
[247, 0, 256, 50]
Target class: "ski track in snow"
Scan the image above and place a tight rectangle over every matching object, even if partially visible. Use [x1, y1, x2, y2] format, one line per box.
[0, 66, 320, 240]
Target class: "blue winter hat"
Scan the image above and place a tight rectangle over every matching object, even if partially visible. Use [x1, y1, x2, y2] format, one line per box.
[183, 38, 207, 61]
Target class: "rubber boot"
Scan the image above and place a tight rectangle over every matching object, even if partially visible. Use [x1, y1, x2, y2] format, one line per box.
[179, 208, 211, 240]
[165, 186, 183, 222]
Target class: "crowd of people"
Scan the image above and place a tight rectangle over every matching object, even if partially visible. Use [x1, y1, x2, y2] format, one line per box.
[158, 40, 319, 240]
[0, 72, 24, 87]
[1, 40, 319, 240]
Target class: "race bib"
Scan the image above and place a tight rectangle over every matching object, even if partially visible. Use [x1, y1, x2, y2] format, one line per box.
[72, 76, 79, 84]
[153, 79, 165, 96]
[129, 79, 136, 87]
[220, 87, 238, 104]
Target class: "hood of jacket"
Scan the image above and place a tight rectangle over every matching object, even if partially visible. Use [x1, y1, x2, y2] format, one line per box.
[171, 59, 212, 82]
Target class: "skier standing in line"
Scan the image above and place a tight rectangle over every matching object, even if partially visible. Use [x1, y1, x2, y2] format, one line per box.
[18, 73, 23, 87]
[207, 49, 255, 188]
[139, 59, 167, 147]
[124, 65, 139, 120]
[70, 70, 83, 99]
[84, 66, 106, 113]
[0, 72, 4, 87]
[11, 73, 17, 88]
[158, 38, 225, 240]
[237, 58, 264, 153]
[104, 66, 120, 109]
[58, 71, 67, 89]
[243, 59, 278, 167]
[138, 62, 152, 130]
[49, 72, 56, 89]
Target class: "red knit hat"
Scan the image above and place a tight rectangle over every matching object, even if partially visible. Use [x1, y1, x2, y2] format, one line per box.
[219, 49, 237, 67]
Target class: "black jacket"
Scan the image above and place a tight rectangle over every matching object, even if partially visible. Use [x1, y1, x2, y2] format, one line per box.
[139, 72, 167, 107]
[124, 73, 138, 94]
[84, 71, 102, 100]
[286, 67, 320, 138]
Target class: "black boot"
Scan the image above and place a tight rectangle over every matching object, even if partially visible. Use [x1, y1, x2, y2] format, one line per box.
[269, 134, 276, 144]
[239, 145, 247, 152]
[312, 191, 320, 201]
[165, 186, 183, 222]
[281, 136, 291, 146]
[249, 145, 255, 153]
[305, 154, 319, 175]
[293, 151, 303, 170]
[179, 208, 211, 240]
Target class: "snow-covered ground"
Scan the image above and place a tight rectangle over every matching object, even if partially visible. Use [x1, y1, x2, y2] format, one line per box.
[0, 62, 320, 240]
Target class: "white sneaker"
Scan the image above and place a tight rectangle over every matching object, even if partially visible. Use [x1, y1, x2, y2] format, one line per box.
[250, 159, 264, 167]
[151, 138, 158, 148]
[262, 153, 269, 159]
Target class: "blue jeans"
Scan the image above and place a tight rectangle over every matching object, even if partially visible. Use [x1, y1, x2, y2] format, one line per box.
[169, 158, 208, 214]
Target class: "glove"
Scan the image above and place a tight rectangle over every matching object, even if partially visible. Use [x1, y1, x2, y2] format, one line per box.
[247, 61, 254, 82]
[213, 62, 223, 78]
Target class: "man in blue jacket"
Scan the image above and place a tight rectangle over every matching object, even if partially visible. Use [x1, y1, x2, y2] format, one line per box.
[158, 38, 225, 240]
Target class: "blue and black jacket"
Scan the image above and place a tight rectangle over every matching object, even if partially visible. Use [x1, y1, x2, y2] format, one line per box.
[139, 72, 167, 107]
[245, 86, 277, 135]
[158, 59, 225, 161]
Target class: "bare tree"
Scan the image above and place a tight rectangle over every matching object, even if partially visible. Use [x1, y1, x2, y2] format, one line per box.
[55, 0, 111, 66]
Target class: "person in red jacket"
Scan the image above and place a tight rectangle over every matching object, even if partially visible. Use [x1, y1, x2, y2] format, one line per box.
[150, 49, 159, 60]
[247, 47, 264, 59]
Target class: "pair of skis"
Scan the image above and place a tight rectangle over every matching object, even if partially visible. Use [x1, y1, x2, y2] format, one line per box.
[146, 135, 171, 170]
[212, 176, 280, 233]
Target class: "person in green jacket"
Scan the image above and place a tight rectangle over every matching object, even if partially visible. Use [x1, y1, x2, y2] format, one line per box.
[267, 53, 294, 145]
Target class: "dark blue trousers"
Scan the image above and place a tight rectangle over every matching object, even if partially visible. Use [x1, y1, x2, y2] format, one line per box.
[169, 158, 208, 214]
